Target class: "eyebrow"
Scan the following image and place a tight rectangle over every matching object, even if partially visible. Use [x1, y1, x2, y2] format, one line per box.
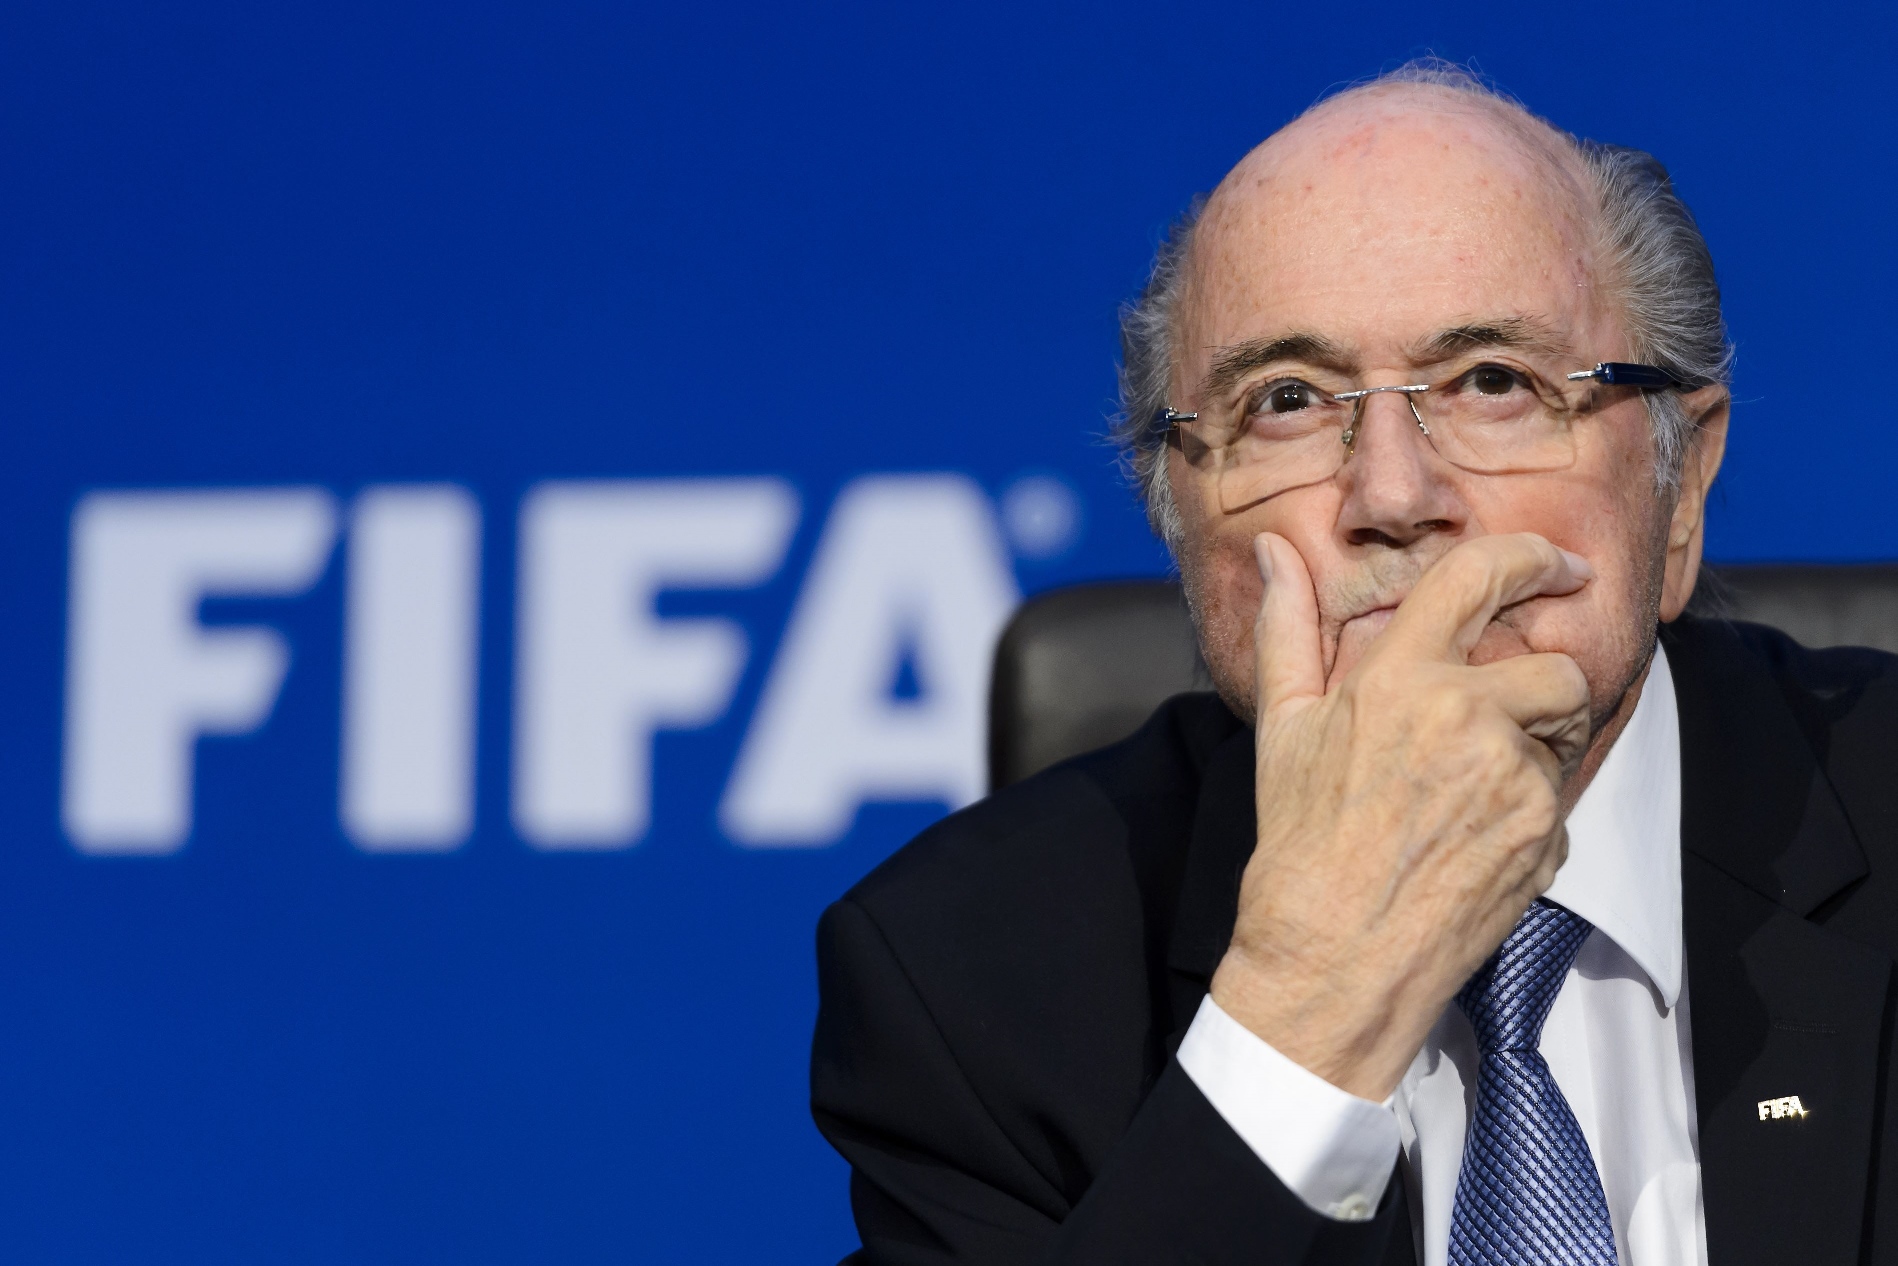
[1199, 333, 1354, 400]
[1196, 317, 1577, 402]
[1407, 317, 1573, 365]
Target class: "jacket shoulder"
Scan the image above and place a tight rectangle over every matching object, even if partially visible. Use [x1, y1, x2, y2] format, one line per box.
[1703, 617, 1898, 694]
[1671, 616, 1898, 750]
[815, 694, 1242, 1201]
[1668, 617, 1898, 908]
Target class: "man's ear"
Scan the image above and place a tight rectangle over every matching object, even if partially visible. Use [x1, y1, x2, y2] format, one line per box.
[1659, 386, 1730, 622]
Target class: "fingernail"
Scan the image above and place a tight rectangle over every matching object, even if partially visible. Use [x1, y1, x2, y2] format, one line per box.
[1254, 534, 1275, 583]
[1558, 548, 1595, 580]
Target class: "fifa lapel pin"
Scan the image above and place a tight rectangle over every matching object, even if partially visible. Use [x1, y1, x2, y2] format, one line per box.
[1757, 1095, 1809, 1120]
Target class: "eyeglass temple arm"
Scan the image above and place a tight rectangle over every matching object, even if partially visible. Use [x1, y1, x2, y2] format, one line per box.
[1566, 362, 1692, 389]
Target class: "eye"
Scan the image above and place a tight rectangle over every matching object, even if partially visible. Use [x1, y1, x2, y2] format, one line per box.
[1252, 380, 1320, 414]
[1466, 365, 1526, 396]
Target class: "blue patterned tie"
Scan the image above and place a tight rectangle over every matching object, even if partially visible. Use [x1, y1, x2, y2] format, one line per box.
[1448, 900, 1619, 1266]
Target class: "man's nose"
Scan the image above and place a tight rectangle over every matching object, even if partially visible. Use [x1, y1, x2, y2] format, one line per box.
[1334, 392, 1466, 549]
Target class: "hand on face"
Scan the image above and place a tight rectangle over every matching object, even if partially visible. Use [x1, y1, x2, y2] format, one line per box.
[1207, 531, 1592, 1102]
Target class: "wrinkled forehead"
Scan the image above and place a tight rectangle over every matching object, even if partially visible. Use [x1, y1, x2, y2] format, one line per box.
[1181, 87, 1609, 374]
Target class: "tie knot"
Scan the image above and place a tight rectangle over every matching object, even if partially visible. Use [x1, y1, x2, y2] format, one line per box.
[1455, 900, 1593, 1055]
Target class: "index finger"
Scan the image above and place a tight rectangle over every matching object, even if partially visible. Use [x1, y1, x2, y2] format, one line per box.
[1379, 533, 1593, 664]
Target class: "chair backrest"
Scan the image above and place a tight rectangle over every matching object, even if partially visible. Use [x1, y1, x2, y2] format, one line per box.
[987, 565, 1898, 790]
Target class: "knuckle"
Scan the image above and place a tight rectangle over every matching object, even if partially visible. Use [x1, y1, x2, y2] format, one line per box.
[1415, 679, 1474, 733]
[1467, 721, 1518, 770]
[1514, 781, 1561, 842]
[1520, 768, 1560, 817]
[1553, 654, 1589, 703]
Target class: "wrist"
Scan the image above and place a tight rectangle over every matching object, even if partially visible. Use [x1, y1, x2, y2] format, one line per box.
[1209, 944, 1422, 1101]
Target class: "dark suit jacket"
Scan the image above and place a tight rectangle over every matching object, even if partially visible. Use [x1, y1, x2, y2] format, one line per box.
[812, 618, 1898, 1265]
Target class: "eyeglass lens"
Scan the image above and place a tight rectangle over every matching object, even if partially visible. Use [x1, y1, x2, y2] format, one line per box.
[1182, 365, 1587, 513]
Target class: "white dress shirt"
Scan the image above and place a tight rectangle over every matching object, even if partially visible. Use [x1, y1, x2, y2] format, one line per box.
[1179, 646, 1707, 1265]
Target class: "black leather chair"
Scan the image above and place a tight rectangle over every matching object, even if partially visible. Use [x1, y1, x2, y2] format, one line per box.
[988, 565, 1898, 790]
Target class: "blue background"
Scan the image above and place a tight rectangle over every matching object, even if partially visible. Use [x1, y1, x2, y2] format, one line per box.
[1, 1, 1893, 1261]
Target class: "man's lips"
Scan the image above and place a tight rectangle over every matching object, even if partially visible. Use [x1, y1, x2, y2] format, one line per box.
[1338, 603, 1401, 641]
[1334, 588, 1559, 652]
[1325, 604, 1402, 687]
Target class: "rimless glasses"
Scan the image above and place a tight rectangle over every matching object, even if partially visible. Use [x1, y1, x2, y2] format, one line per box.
[1160, 359, 1695, 513]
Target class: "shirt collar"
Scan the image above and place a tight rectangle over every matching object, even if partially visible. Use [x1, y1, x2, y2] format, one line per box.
[1543, 642, 1684, 1008]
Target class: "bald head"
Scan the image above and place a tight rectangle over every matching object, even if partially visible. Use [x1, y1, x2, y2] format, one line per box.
[1205, 78, 1595, 243]
[1179, 81, 1610, 413]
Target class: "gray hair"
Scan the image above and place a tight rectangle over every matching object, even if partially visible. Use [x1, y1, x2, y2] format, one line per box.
[1113, 61, 1734, 554]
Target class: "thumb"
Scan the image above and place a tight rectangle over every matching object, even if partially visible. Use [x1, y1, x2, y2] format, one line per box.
[1254, 533, 1324, 716]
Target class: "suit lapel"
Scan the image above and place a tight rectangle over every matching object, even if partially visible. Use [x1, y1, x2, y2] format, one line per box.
[1667, 619, 1892, 1266]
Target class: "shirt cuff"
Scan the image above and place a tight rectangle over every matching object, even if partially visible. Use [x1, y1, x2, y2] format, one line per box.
[1176, 994, 1401, 1222]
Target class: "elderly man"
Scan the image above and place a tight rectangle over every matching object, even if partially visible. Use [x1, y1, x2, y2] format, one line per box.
[811, 64, 1898, 1265]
